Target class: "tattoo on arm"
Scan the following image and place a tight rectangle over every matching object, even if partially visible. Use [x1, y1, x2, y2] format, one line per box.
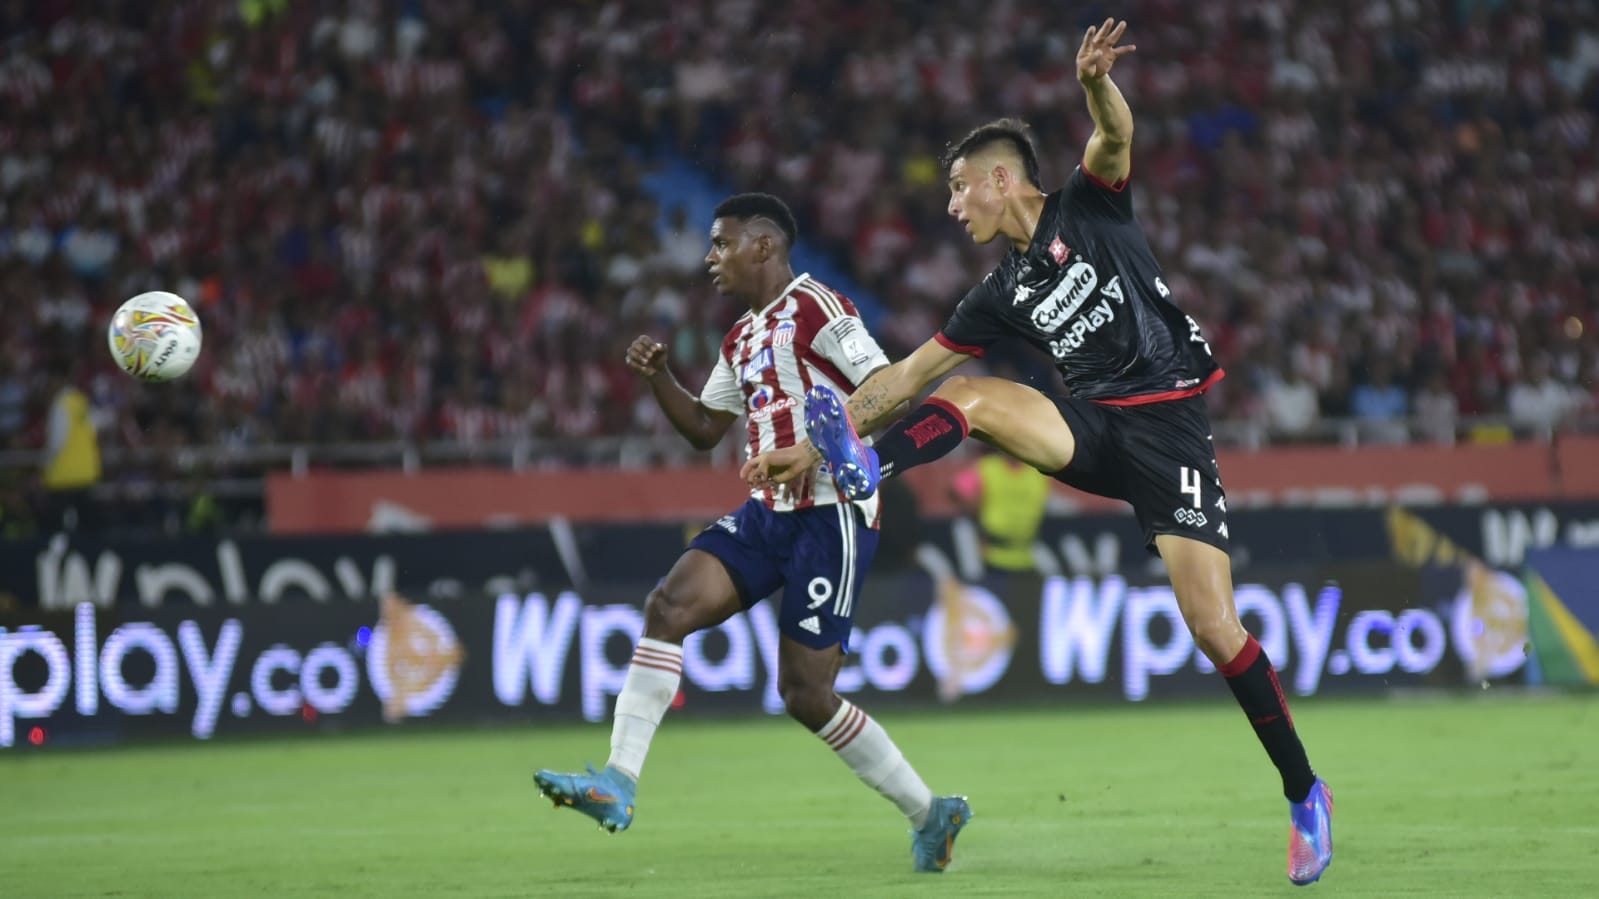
[846, 373, 903, 435]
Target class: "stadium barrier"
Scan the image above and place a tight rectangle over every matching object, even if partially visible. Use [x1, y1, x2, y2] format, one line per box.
[263, 434, 1599, 531]
[0, 564, 1524, 749]
[3, 503, 1596, 749]
[4, 501, 1597, 609]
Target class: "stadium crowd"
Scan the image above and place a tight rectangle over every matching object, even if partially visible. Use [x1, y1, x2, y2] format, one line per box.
[2, 0, 1597, 485]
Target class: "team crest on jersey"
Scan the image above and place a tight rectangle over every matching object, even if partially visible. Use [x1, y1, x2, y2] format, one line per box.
[772, 321, 796, 347]
[1049, 236, 1070, 264]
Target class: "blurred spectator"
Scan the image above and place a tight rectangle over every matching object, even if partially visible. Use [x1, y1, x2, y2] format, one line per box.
[1413, 369, 1461, 444]
[1507, 353, 1583, 431]
[40, 361, 101, 533]
[1350, 360, 1410, 444]
[950, 446, 1050, 574]
[1260, 356, 1321, 440]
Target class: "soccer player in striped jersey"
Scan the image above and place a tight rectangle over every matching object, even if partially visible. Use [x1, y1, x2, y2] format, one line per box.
[535, 193, 970, 872]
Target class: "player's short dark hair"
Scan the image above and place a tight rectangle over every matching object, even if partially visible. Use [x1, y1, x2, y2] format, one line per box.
[942, 118, 1043, 189]
[713, 193, 798, 248]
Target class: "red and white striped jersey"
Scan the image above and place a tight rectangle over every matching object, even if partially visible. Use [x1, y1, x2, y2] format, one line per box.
[699, 274, 890, 523]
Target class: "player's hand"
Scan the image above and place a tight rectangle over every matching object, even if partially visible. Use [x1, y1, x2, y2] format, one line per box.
[772, 462, 819, 504]
[1077, 18, 1135, 82]
[625, 335, 668, 379]
[742, 441, 823, 490]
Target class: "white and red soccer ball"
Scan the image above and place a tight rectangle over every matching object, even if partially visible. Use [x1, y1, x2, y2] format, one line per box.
[106, 291, 203, 382]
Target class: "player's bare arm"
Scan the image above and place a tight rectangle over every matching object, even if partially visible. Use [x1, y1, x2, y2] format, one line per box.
[845, 338, 970, 434]
[742, 337, 969, 488]
[1078, 18, 1136, 184]
[627, 335, 736, 451]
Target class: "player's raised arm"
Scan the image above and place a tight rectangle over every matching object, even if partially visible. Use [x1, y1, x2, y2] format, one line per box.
[1077, 18, 1137, 186]
[626, 334, 738, 451]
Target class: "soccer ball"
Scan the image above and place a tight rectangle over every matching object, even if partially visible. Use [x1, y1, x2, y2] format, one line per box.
[107, 291, 203, 382]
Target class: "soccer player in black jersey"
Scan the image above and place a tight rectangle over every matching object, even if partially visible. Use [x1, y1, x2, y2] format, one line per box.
[746, 19, 1333, 886]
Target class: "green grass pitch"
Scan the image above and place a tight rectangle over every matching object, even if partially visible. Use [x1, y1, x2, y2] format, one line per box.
[4, 695, 1595, 897]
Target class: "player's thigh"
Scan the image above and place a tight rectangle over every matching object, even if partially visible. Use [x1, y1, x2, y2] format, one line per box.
[1118, 397, 1232, 552]
[647, 548, 746, 637]
[775, 504, 878, 652]
[1155, 533, 1247, 663]
[932, 375, 1077, 472]
[1125, 398, 1246, 661]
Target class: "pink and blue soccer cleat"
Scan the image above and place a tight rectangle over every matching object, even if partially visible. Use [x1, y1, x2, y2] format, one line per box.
[1288, 778, 1333, 885]
[804, 385, 880, 500]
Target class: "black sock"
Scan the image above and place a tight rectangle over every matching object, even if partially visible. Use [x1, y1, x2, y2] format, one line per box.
[1221, 637, 1317, 802]
[870, 399, 969, 479]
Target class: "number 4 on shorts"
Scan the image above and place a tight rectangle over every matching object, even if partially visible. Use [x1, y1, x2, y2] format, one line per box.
[1179, 466, 1202, 508]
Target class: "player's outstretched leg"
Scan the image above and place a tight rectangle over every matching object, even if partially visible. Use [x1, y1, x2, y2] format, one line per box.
[808, 377, 1077, 501]
[535, 549, 742, 833]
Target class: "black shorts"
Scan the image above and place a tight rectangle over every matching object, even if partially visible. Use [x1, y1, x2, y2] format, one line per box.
[1047, 394, 1230, 555]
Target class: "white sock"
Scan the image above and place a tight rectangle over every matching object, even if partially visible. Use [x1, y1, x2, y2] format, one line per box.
[605, 637, 683, 781]
[817, 700, 934, 829]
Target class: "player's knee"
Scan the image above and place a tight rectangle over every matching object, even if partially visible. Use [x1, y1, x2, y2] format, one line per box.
[1189, 613, 1248, 665]
[933, 375, 1000, 433]
[643, 584, 697, 642]
[777, 676, 836, 730]
[932, 375, 979, 408]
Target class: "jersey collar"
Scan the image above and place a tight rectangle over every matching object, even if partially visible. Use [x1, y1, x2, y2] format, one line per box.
[749, 272, 811, 319]
[1021, 193, 1062, 262]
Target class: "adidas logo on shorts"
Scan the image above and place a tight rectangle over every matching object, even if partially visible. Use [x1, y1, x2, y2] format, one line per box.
[798, 616, 821, 635]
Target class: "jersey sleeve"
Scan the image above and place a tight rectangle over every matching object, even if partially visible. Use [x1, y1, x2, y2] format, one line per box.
[697, 351, 744, 414]
[811, 314, 890, 386]
[1064, 164, 1135, 222]
[938, 273, 1010, 356]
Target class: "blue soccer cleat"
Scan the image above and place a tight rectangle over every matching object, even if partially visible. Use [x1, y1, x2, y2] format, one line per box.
[1288, 778, 1333, 885]
[912, 795, 973, 873]
[804, 385, 880, 500]
[533, 764, 637, 833]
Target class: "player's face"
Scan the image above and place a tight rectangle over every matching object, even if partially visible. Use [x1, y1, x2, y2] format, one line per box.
[705, 217, 754, 298]
[946, 156, 1003, 245]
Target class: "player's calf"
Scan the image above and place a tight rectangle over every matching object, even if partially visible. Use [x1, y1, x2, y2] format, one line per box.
[861, 393, 968, 481]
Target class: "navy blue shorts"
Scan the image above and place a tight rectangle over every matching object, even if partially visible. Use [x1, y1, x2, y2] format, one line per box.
[688, 498, 879, 650]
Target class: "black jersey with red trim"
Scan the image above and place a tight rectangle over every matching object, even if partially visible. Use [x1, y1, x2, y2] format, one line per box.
[939, 164, 1223, 404]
